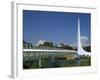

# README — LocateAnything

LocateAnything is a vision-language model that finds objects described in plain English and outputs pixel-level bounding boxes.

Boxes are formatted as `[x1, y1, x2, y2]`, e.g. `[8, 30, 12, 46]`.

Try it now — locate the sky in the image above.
[23, 10, 91, 46]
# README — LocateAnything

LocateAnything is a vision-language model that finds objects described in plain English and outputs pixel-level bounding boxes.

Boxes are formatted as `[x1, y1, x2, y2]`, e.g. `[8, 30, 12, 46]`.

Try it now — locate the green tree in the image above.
[23, 40, 33, 49]
[83, 46, 91, 52]
[59, 43, 73, 50]
[43, 41, 54, 47]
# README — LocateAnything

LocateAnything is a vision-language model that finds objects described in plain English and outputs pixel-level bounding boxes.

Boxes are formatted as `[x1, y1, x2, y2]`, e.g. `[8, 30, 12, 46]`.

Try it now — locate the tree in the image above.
[59, 43, 73, 50]
[38, 41, 54, 47]
[43, 41, 54, 47]
[60, 43, 65, 47]
[83, 46, 91, 52]
[61, 45, 73, 50]
[23, 40, 33, 49]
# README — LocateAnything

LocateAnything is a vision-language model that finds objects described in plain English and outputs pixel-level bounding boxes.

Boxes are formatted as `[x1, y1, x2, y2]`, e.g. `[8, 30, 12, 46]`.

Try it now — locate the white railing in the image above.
[23, 49, 76, 53]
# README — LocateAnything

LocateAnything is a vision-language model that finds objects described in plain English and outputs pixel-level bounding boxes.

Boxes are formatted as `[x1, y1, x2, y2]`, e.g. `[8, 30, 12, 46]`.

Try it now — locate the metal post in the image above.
[39, 58, 41, 68]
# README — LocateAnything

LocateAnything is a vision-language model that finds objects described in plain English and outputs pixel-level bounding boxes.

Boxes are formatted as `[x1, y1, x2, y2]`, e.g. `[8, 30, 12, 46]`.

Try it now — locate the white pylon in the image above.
[77, 18, 91, 56]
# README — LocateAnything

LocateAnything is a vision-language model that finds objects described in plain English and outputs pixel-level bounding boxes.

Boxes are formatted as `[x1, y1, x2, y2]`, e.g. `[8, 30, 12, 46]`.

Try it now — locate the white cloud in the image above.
[70, 42, 77, 49]
[80, 36, 89, 47]
[81, 36, 88, 42]
[36, 40, 46, 46]
[71, 36, 90, 47]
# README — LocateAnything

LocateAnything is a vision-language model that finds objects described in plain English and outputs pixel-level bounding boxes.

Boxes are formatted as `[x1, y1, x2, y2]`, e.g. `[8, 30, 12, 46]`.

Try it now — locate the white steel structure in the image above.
[77, 18, 91, 56]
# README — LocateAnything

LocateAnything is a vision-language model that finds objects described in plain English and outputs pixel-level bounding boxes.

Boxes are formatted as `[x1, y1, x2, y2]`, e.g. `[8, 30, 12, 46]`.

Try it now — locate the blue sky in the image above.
[23, 10, 91, 45]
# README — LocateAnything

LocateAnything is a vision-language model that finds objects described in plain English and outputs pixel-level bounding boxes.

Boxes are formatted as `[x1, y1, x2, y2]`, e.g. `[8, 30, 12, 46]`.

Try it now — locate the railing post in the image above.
[39, 58, 41, 68]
